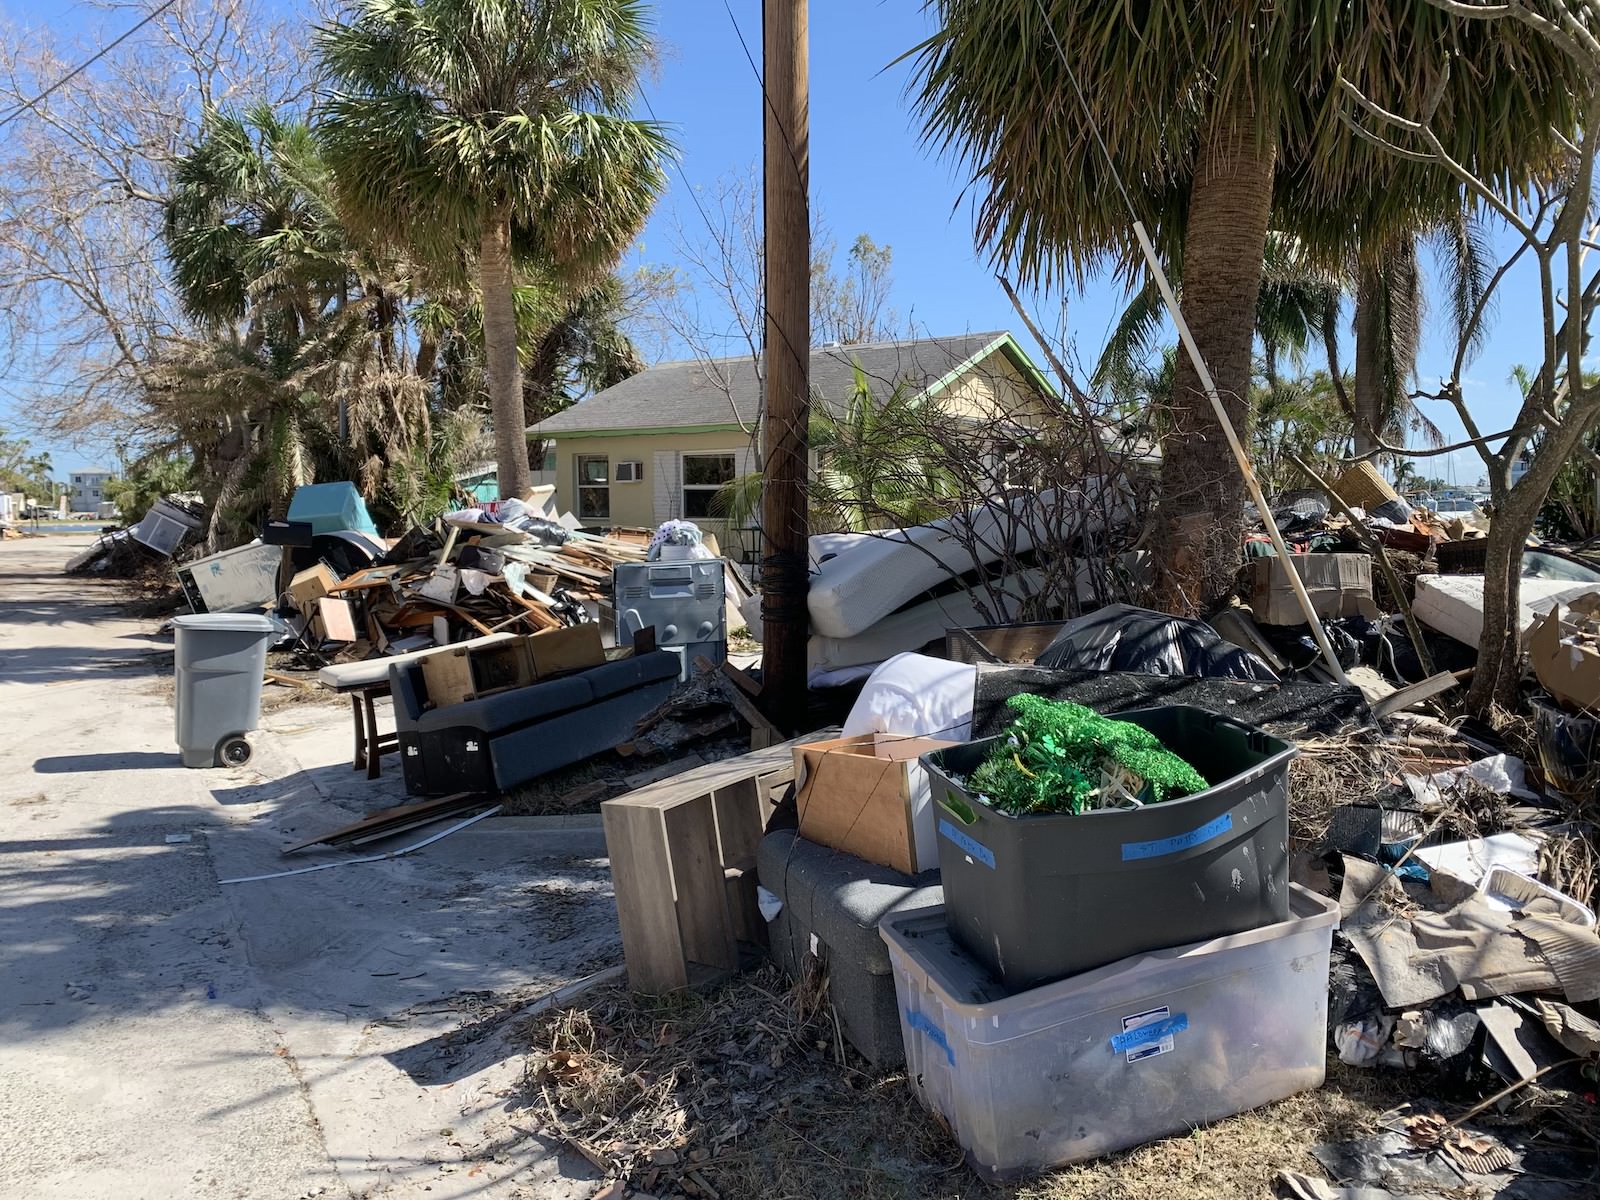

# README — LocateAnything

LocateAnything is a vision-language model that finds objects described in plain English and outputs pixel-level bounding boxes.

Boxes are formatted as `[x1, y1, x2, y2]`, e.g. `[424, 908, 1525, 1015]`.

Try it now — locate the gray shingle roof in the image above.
[529, 331, 1017, 435]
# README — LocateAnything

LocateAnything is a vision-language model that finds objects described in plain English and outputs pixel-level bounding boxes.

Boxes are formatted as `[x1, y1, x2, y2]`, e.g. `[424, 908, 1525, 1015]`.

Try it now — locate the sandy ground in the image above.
[0, 535, 617, 1200]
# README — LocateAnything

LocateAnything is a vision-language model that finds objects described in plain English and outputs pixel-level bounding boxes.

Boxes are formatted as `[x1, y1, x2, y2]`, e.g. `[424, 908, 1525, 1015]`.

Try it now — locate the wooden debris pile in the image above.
[283, 519, 653, 660]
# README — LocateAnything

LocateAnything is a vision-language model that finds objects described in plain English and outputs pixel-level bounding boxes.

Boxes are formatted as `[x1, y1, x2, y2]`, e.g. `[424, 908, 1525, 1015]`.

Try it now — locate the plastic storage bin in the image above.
[880, 885, 1337, 1180]
[173, 613, 277, 767]
[922, 705, 1295, 990]
[286, 481, 379, 537]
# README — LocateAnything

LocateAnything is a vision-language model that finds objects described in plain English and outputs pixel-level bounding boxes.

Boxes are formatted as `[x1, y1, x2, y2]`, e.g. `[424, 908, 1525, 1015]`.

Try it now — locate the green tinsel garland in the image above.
[967, 695, 1208, 815]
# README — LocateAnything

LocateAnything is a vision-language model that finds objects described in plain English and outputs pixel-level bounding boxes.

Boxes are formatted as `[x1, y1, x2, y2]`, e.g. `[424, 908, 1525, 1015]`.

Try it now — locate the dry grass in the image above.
[1540, 831, 1599, 911]
[1288, 733, 1400, 850]
[522, 968, 1413, 1200]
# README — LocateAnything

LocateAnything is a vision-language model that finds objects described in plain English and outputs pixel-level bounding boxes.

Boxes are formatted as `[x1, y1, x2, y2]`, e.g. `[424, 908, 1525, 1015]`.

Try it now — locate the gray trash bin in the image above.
[172, 613, 278, 768]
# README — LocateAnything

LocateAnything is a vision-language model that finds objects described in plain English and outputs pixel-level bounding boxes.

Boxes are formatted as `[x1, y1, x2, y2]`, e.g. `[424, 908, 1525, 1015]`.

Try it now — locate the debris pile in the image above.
[278, 517, 652, 661]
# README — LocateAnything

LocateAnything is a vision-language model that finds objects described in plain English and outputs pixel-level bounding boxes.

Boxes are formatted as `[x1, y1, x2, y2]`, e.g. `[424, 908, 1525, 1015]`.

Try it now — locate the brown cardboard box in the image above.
[1530, 593, 1600, 711]
[1247, 553, 1379, 626]
[793, 734, 957, 875]
[526, 623, 606, 678]
[289, 563, 338, 615]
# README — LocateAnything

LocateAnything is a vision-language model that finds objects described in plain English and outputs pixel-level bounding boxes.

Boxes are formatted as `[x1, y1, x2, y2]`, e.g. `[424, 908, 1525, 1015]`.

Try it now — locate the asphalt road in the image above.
[0, 536, 615, 1200]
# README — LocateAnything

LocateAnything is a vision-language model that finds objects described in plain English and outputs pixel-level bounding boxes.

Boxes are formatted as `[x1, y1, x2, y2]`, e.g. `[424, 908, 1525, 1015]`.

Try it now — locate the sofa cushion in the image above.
[415, 674, 595, 734]
[583, 650, 681, 702]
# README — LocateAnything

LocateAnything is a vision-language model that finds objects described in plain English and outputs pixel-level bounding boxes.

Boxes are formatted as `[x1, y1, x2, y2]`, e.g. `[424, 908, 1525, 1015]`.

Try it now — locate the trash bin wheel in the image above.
[219, 736, 252, 767]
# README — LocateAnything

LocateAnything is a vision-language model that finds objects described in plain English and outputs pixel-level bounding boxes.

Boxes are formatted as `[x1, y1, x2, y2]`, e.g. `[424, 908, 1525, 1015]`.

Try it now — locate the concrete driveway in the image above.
[0, 536, 616, 1200]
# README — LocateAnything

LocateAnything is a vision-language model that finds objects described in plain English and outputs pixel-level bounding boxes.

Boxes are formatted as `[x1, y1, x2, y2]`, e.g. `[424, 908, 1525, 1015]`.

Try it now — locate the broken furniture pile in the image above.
[555, 591, 1600, 1194]
[280, 518, 648, 660]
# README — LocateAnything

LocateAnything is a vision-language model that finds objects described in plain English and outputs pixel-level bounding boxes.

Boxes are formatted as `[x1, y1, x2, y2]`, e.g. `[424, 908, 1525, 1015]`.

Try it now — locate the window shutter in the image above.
[652, 450, 678, 525]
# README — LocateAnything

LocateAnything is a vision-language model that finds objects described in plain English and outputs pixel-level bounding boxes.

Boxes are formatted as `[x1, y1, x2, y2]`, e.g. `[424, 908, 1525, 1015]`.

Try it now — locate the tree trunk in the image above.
[1156, 96, 1277, 616]
[1465, 404, 1600, 717]
[481, 210, 532, 500]
[1466, 481, 1523, 718]
[1352, 262, 1383, 460]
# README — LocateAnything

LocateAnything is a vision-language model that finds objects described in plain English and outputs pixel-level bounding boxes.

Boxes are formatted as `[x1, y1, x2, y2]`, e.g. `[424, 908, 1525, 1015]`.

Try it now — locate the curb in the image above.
[481, 813, 605, 831]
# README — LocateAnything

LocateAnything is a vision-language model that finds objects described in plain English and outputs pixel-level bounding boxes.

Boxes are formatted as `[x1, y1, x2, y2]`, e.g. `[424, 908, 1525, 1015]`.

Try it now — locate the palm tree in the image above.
[316, 0, 673, 499]
[1098, 219, 1489, 464]
[163, 105, 437, 536]
[165, 104, 352, 336]
[909, 2, 1582, 614]
[1348, 218, 1494, 460]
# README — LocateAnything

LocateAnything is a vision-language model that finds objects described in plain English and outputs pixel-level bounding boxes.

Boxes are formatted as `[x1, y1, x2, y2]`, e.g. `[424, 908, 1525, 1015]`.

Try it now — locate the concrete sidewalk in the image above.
[0, 537, 615, 1199]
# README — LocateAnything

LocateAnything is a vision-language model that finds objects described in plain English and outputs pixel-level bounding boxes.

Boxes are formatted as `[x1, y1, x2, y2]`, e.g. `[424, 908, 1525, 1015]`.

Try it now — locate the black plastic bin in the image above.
[922, 705, 1296, 992]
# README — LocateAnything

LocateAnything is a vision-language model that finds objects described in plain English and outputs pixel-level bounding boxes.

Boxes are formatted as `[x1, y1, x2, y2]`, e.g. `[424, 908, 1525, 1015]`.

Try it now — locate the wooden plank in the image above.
[624, 753, 706, 790]
[282, 793, 480, 854]
[601, 801, 688, 992]
[612, 730, 836, 813]
[1372, 670, 1462, 720]
[318, 596, 359, 642]
[418, 645, 477, 708]
[720, 660, 763, 699]
[661, 793, 738, 974]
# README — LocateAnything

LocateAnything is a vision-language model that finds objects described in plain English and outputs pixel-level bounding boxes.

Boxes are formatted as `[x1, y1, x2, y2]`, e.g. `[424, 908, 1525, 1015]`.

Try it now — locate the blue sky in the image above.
[4, 0, 1547, 486]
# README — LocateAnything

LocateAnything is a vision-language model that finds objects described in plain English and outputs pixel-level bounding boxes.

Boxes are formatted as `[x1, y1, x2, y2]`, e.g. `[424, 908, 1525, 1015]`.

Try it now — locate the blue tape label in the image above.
[1111, 1007, 1189, 1061]
[906, 1009, 956, 1066]
[1121, 812, 1233, 861]
[938, 818, 995, 868]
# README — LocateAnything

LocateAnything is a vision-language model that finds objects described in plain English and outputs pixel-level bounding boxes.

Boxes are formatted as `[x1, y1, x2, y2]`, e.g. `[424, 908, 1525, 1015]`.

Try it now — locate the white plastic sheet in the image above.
[841, 652, 976, 742]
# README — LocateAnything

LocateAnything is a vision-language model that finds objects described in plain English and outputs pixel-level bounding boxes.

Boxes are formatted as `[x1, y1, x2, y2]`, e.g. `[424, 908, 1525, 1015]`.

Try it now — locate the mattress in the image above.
[805, 481, 1130, 640]
[1413, 573, 1596, 649]
[807, 570, 1049, 676]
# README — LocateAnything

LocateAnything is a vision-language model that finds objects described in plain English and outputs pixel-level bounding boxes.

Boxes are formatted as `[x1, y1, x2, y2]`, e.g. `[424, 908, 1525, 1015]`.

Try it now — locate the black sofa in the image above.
[390, 649, 680, 796]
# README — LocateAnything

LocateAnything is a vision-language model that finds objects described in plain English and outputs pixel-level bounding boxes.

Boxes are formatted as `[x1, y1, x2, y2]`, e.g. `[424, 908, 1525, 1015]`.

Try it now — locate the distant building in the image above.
[69, 467, 114, 512]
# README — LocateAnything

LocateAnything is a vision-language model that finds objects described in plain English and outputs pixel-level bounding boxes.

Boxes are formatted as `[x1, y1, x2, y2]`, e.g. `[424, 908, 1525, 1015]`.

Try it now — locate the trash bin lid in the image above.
[172, 613, 279, 633]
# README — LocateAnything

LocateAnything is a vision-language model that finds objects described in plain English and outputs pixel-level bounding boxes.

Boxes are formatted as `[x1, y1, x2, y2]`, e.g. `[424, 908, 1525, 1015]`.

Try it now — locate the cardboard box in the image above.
[1247, 553, 1378, 625]
[793, 734, 957, 875]
[288, 563, 338, 615]
[1530, 593, 1600, 711]
[527, 623, 606, 678]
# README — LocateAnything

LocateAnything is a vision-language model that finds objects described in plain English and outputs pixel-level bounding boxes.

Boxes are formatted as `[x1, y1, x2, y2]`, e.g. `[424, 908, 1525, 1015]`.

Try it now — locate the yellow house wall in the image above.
[935, 350, 1053, 423]
[545, 429, 757, 538]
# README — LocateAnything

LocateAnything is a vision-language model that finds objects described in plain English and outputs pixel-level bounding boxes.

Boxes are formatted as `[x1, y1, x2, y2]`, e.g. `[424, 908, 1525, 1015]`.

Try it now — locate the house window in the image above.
[540, 444, 557, 472]
[681, 453, 737, 518]
[615, 460, 643, 483]
[576, 454, 609, 520]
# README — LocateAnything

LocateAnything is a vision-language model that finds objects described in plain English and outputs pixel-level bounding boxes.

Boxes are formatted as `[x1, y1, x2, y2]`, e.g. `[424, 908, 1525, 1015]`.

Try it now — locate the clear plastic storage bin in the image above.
[879, 885, 1337, 1180]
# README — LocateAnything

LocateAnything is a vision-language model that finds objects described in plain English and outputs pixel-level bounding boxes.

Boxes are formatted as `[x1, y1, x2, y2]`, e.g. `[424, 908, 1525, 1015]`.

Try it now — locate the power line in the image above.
[0, 0, 179, 133]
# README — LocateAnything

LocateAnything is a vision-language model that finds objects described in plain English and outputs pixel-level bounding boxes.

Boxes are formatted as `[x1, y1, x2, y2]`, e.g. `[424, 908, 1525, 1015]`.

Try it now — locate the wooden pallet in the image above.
[601, 731, 837, 993]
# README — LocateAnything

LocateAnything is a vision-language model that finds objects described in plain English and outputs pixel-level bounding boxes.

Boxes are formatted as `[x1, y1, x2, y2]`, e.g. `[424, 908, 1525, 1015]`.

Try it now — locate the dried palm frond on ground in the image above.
[1540, 832, 1599, 911]
[1289, 734, 1400, 850]
[521, 965, 1414, 1200]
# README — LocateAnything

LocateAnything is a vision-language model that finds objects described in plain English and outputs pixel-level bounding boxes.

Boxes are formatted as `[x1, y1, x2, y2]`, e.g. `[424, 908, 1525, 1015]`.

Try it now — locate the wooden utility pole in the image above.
[759, 0, 810, 731]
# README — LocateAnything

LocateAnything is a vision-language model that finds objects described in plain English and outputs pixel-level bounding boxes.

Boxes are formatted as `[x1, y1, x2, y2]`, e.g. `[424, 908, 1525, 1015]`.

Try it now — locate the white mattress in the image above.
[807, 569, 1049, 676]
[805, 481, 1129, 640]
[1413, 573, 1596, 649]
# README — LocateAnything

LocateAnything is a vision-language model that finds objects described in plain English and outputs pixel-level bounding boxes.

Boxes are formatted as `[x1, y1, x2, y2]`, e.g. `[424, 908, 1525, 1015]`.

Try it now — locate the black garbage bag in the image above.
[505, 515, 570, 545]
[1033, 603, 1279, 681]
